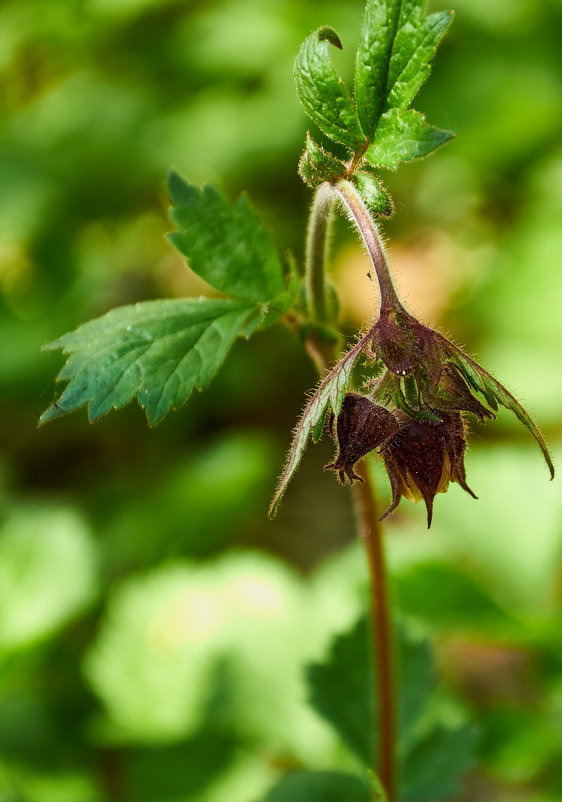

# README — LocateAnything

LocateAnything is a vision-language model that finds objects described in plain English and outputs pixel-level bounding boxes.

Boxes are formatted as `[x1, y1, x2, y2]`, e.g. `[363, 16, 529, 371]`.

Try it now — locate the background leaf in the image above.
[168, 171, 287, 303]
[0, 506, 98, 652]
[307, 615, 477, 800]
[400, 725, 477, 802]
[41, 298, 271, 426]
[307, 616, 435, 765]
[262, 770, 372, 802]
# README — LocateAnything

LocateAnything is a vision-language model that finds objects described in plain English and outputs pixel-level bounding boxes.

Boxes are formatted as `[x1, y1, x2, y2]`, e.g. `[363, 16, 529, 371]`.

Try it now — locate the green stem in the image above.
[334, 179, 401, 311]
[305, 182, 335, 322]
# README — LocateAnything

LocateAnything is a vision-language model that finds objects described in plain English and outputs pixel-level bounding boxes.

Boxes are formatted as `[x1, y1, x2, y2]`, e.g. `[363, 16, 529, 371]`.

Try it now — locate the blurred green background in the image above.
[1, 0, 561, 799]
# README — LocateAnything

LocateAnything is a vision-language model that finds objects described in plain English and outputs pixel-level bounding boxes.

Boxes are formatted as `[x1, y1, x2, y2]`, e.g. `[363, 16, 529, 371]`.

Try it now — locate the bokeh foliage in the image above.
[0, 0, 561, 799]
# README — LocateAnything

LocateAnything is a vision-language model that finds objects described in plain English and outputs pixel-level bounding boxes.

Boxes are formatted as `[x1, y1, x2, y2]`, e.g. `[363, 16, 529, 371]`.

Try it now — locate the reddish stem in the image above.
[354, 460, 396, 802]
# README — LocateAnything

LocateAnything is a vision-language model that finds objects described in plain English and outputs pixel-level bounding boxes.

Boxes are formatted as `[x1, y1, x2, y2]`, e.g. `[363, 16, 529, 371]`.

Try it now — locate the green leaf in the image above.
[126, 733, 236, 802]
[168, 171, 286, 303]
[262, 771, 372, 802]
[354, 0, 453, 139]
[354, 172, 394, 218]
[400, 725, 478, 802]
[40, 298, 271, 426]
[294, 27, 366, 151]
[394, 560, 517, 634]
[385, 10, 454, 114]
[307, 616, 435, 765]
[307, 616, 476, 800]
[268, 328, 375, 517]
[365, 109, 453, 170]
[307, 617, 375, 766]
[443, 338, 555, 479]
[298, 133, 347, 188]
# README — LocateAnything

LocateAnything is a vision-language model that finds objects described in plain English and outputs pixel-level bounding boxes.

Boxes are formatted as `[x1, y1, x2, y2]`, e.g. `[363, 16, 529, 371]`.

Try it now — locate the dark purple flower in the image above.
[326, 393, 399, 484]
[380, 412, 476, 528]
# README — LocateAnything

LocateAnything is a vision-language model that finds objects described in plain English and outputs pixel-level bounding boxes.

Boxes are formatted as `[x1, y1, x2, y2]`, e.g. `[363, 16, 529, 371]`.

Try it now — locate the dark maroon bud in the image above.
[371, 306, 429, 376]
[381, 412, 476, 528]
[326, 393, 400, 484]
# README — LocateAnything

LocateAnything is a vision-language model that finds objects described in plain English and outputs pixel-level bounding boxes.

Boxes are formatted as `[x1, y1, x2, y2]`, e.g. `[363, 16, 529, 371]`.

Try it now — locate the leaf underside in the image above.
[268, 328, 376, 518]
[442, 337, 555, 479]
[40, 298, 269, 426]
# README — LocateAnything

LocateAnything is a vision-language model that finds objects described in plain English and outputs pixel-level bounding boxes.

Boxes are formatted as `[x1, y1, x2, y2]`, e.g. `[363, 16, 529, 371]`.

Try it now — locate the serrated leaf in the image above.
[268, 328, 375, 517]
[443, 338, 555, 479]
[262, 771, 372, 802]
[295, 27, 366, 151]
[365, 109, 453, 170]
[400, 725, 478, 802]
[307, 616, 435, 766]
[40, 298, 270, 426]
[385, 10, 453, 114]
[298, 133, 347, 188]
[354, 172, 394, 218]
[168, 171, 285, 303]
[354, 0, 453, 139]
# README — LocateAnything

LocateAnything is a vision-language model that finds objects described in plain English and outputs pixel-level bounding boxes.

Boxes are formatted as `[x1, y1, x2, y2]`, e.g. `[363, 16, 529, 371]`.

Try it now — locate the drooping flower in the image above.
[325, 393, 399, 483]
[380, 412, 476, 527]
[367, 301, 553, 479]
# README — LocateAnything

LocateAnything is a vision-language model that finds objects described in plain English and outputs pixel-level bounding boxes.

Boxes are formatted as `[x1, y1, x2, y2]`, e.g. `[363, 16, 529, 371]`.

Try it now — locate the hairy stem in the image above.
[305, 182, 335, 322]
[334, 179, 401, 310]
[354, 460, 396, 802]
[304, 181, 397, 800]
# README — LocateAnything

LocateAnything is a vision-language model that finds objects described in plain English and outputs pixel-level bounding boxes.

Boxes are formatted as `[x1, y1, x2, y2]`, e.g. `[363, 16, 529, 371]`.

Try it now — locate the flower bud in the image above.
[326, 393, 400, 484]
[381, 412, 476, 527]
[371, 306, 429, 376]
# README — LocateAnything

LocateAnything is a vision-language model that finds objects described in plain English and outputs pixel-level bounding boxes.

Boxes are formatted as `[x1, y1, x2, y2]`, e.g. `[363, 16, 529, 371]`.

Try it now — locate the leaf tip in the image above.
[317, 25, 343, 50]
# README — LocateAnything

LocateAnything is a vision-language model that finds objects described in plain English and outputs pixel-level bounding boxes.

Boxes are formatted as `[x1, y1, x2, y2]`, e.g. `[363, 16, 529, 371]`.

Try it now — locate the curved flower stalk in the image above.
[270, 179, 554, 524]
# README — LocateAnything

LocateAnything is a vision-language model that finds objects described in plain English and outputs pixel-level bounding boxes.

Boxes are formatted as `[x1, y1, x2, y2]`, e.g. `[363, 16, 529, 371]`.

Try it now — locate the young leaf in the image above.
[298, 133, 347, 188]
[294, 27, 366, 151]
[40, 298, 272, 426]
[385, 10, 454, 114]
[168, 171, 286, 303]
[268, 328, 375, 518]
[354, 0, 453, 139]
[354, 172, 394, 218]
[262, 771, 372, 802]
[365, 109, 454, 170]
